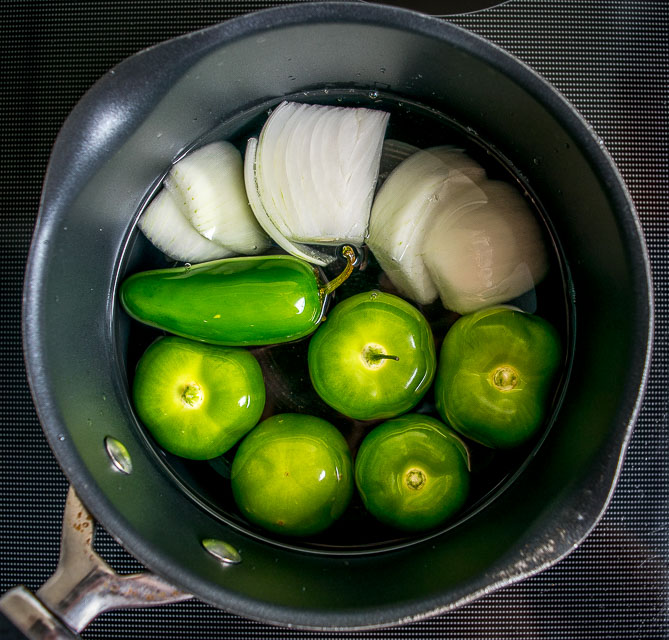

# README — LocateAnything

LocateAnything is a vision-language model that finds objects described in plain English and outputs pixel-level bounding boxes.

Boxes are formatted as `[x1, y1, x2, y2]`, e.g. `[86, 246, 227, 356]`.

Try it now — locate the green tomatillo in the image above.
[307, 290, 436, 421]
[132, 336, 265, 460]
[354, 414, 470, 532]
[435, 306, 562, 449]
[231, 413, 353, 537]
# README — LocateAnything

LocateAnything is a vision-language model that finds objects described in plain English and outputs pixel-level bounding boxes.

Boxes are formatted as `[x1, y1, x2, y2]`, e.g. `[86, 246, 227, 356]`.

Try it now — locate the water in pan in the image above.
[121, 88, 572, 555]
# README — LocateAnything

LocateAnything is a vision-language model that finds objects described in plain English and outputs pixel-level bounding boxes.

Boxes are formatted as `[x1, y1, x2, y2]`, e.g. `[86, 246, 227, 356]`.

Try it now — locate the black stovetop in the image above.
[1, 1, 667, 638]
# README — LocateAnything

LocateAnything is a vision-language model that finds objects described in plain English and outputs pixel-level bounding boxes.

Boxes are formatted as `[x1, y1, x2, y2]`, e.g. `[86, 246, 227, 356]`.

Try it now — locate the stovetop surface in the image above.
[1, 1, 667, 638]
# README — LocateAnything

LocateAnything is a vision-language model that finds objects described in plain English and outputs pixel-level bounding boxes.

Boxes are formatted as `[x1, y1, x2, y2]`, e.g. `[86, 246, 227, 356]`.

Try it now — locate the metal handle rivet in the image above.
[104, 437, 133, 474]
[202, 538, 242, 565]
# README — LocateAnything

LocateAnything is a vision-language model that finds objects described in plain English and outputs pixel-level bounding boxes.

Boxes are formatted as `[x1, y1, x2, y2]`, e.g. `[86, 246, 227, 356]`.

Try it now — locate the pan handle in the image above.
[0, 486, 193, 639]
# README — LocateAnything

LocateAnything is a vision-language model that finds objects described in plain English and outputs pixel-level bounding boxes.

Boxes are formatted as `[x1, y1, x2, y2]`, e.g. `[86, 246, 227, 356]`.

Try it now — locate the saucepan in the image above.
[4, 1, 653, 636]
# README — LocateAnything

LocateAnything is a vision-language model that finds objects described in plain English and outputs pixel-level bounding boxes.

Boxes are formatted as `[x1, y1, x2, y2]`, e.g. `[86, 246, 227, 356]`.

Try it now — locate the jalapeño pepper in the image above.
[120, 249, 355, 347]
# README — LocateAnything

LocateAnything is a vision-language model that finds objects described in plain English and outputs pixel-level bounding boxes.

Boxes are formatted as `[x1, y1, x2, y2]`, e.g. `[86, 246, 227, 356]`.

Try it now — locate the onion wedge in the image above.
[367, 147, 488, 304]
[423, 180, 548, 314]
[377, 139, 420, 188]
[245, 101, 389, 263]
[166, 141, 270, 255]
[244, 137, 334, 266]
[137, 189, 235, 263]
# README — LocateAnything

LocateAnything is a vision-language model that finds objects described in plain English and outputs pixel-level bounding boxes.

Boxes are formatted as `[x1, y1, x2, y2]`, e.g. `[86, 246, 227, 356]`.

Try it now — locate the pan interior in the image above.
[116, 88, 573, 556]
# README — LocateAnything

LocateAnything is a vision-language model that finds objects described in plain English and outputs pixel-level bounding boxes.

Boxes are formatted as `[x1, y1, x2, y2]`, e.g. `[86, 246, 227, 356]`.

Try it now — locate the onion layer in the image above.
[137, 189, 234, 263]
[245, 101, 389, 264]
[367, 147, 488, 305]
[423, 180, 548, 314]
[166, 141, 270, 255]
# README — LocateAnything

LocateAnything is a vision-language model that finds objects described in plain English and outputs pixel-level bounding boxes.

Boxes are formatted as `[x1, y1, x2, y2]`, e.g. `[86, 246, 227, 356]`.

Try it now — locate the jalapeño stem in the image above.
[319, 245, 357, 296]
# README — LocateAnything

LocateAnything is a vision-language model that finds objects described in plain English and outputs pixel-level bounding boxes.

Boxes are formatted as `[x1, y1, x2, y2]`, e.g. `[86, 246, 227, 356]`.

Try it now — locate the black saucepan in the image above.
[19, 1, 652, 631]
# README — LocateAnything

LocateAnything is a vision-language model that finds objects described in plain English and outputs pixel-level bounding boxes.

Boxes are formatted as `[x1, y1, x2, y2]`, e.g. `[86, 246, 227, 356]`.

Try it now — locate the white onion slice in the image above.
[137, 189, 235, 263]
[246, 101, 389, 259]
[377, 139, 420, 187]
[423, 180, 549, 314]
[243, 137, 334, 266]
[367, 147, 488, 304]
[166, 141, 270, 255]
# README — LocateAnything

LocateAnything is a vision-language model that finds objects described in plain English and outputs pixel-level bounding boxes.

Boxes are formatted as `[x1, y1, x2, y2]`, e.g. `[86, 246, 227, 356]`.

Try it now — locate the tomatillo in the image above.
[132, 336, 265, 460]
[231, 413, 353, 537]
[354, 414, 470, 532]
[307, 290, 436, 421]
[435, 307, 562, 449]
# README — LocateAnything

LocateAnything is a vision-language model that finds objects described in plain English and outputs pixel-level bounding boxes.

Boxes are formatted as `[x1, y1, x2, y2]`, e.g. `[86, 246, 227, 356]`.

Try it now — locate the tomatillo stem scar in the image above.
[181, 382, 204, 408]
[491, 365, 519, 391]
[405, 468, 426, 491]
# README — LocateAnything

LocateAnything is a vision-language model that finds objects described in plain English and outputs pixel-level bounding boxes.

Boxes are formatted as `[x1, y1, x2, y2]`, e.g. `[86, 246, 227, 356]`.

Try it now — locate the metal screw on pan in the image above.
[104, 436, 133, 475]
